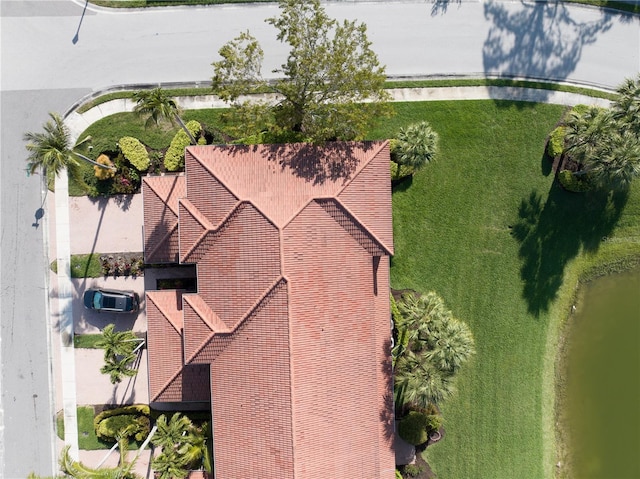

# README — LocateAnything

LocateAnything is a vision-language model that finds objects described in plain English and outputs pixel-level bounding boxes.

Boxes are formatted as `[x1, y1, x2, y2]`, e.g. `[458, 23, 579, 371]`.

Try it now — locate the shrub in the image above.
[93, 404, 150, 432]
[426, 414, 443, 435]
[390, 161, 415, 180]
[118, 137, 150, 171]
[558, 169, 592, 193]
[398, 410, 429, 445]
[403, 464, 424, 477]
[94, 154, 115, 180]
[546, 126, 566, 158]
[164, 121, 202, 171]
[96, 414, 150, 442]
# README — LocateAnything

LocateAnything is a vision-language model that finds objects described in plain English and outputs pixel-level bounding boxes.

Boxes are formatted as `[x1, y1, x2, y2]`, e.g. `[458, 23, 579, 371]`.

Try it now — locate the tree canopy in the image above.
[211, 0, 391, 143]
[562, 75, 640, 190]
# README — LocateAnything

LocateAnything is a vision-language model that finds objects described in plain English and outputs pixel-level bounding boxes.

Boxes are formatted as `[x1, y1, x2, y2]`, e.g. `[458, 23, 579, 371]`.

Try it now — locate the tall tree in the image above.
[212, 0, 391, 143]
[24, 112, 114, 178]
[133, 88, 197, 145]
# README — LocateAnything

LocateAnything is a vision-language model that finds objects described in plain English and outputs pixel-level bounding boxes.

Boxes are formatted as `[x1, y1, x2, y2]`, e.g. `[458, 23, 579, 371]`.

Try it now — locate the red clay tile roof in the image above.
[145, 141, 395, 478]
[142, 175, 186, 264]
[146, 290, 210, 403]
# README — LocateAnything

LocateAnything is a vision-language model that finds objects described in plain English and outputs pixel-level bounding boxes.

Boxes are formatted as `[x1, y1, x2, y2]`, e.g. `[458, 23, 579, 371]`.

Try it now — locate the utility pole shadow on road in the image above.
[72, 0, 90, 45]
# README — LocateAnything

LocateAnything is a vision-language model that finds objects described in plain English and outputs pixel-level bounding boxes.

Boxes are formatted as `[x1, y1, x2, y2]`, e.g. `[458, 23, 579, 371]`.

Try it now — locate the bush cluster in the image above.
[100, 254, 144, 277]
[93, 404, 151, 443]
[390, 161, 415, 181]
[403, 464, 425, 478]
[164, 120, 202, 171]
[118, 136, 150, 171]
[398, 410, 430, 445]
[558, 169, 592, 192]
[546, 126, 566, 158]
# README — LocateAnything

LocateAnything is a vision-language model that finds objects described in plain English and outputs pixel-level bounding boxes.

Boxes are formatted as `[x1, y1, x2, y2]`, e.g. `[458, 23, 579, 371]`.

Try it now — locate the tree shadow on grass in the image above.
[512, 182, 628, 317]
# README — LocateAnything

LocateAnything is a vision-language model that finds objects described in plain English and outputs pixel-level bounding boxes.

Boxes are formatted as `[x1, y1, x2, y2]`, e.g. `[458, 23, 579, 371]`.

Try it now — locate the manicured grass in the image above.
[56, 406, 114, 450]
[74, 334, 103, 349]
[50, 253, 102, 278]
[369, 101, 640, 479]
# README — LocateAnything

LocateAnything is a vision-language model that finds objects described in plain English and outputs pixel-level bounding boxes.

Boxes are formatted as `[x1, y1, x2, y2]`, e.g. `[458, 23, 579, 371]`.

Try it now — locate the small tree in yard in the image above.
[24, 112, 115, 178]
[96, 324, 143, 384]
[212, 0, 391, 143]
[391, 121, 439, 179]
[558, 75, 640, 191]
[151, 413, 212, 479]
[133, 88, 197, 145]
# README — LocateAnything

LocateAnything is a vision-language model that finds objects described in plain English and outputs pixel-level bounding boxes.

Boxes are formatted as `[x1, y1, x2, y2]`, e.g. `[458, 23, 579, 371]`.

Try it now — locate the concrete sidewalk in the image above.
[65, 86, 613, 140]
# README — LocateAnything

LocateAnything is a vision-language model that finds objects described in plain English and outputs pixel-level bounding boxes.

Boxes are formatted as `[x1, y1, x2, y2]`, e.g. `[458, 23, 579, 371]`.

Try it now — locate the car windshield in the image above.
[93, 291, 103, 310]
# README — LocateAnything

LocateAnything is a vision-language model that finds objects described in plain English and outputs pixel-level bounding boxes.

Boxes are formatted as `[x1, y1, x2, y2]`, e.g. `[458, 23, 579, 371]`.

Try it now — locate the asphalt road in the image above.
[0, 1, 638, 477]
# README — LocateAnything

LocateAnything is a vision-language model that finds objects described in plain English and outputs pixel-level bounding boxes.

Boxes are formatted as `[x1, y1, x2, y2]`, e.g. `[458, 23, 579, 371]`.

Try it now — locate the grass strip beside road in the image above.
[50, 253, 102, 278]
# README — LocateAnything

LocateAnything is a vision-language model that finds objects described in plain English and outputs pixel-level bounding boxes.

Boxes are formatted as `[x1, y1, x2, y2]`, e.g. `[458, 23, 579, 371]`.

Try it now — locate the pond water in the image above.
[564, 267, 640, 479]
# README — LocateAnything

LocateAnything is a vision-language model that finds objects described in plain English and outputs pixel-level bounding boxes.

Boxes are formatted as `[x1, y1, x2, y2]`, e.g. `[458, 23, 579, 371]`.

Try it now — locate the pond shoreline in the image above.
[553, 260, 640, 479]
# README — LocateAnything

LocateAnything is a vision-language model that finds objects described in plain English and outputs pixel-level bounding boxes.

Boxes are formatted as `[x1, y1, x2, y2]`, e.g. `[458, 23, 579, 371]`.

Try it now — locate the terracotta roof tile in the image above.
[142, 175, 186, 263]
[145, 141, 395, 478]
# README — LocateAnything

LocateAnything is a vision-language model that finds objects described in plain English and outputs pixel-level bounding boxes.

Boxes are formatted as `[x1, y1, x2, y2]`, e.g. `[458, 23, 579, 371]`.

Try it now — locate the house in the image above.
[142, 141, 395, 479]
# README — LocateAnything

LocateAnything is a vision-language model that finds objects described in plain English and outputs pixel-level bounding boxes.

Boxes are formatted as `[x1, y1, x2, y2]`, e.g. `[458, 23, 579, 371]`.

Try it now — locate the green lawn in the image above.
[370, 101, 640, 478]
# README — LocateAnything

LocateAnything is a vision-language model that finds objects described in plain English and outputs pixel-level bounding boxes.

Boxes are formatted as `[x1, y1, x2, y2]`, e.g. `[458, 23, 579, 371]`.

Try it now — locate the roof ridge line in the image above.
[184, 276, 286, 365]
[336, 140, 389, 196]
[183, 294, 230, 334]
[320, 197, 393, 256]
[143, 174, 184, 216]
[146, 291, 182, 334]
[188, 146, 241, 204]
[180, 200, 244, 263]
[150, 365, 184, 403]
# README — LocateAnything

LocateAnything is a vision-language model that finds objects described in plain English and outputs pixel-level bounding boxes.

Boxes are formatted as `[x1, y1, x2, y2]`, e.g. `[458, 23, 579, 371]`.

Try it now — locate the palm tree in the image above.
[59, 445, 140, 479]
[100, 352, 138, 384]
[563, 105, 613, 167]
[588, 129, 640, 190]
[95, 324, 140, 359]
[391, 121, 439, 178]
[179, 422, 212, 473]
[425, 316, 476, 375]
[132, 88, 197, 145]
[395, 352, 455, 409]
[397, 291, 448, 353]
[24, 112, 115, 177]
[151, 413, 194, 451]
[95, 324, 142, 384]
[151, 450, 188, 479]
[612, 74, 640, 134]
